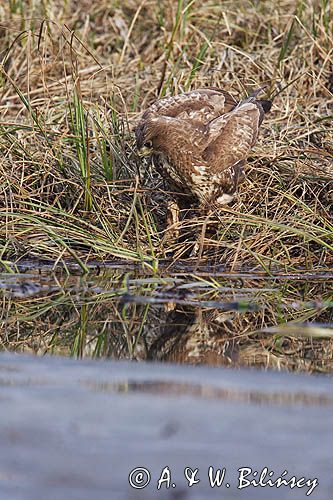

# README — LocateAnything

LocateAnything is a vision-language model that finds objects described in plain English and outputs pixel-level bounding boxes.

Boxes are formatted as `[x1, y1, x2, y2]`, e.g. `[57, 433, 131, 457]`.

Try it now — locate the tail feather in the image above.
[247, 87, 272, 116]
[248, 85, 268, 98]
[258, 99, 272, 113]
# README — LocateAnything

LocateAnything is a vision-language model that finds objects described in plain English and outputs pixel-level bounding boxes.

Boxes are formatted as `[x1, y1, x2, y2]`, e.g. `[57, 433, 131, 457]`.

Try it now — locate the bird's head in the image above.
[135, 120, 154, 157]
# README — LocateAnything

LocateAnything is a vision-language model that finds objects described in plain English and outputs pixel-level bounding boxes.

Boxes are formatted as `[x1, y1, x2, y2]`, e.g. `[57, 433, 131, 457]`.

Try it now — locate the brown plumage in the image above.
[135, 87, 272, 209]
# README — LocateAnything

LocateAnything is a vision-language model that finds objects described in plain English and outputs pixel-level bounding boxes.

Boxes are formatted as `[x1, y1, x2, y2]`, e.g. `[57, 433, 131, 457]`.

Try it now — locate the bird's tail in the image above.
[258, 99, 272, 113]
[248, 86, 268, 98]
[247, 86, 272, 114]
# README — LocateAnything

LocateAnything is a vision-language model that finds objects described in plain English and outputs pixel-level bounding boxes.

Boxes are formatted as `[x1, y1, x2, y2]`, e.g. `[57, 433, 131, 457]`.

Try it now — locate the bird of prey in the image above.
[135, 87, 272, 211]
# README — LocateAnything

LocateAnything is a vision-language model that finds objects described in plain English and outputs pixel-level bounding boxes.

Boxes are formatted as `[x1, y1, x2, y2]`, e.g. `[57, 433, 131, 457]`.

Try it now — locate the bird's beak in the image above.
[137, 145, 153, 157]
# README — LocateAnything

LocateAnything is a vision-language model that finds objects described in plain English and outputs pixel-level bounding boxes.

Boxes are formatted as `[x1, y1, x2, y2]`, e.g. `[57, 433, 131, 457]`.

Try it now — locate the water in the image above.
[1, 263, 332, 373]
[0, 264, 332, 499]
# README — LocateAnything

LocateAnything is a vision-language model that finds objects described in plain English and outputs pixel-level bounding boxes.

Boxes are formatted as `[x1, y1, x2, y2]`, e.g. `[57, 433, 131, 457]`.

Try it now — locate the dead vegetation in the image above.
[0, 0, 332, 271]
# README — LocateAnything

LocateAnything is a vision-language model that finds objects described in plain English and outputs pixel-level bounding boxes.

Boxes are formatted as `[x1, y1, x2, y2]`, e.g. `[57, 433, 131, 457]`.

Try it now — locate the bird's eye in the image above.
[145, 140, 152, 148]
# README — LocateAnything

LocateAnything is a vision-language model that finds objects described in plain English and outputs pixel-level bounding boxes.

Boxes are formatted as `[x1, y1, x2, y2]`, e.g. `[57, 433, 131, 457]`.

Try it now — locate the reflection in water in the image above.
[85, 380, 333, 407]
[0, 268, 332, 373]
[147, 306, 239, 365]
[146, 304, 333, 372]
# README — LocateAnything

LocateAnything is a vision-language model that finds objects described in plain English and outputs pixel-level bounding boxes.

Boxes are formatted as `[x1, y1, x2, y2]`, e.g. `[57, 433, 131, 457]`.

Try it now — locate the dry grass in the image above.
[0, 0, 332, 271]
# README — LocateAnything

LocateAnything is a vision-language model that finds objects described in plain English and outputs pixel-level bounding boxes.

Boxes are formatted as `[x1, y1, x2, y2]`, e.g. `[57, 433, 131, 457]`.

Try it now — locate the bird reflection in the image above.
[147, 305, 240, 366]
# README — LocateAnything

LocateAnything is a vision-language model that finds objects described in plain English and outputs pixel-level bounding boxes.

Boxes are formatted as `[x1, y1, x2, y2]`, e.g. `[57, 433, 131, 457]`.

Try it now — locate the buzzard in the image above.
[135, 87, 272, 210]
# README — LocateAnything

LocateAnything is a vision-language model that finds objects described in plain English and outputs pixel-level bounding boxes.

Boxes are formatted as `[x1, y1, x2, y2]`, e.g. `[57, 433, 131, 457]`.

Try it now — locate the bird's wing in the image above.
[145, 114, 206, 183]
[148, 114, 206, 153]
[202, 102, 261, 171]
[144, 89, 237, 125]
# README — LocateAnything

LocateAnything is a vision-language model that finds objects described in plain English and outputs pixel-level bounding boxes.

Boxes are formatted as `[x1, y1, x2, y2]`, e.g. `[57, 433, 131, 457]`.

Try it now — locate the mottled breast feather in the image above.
[135, 87, 271, 207]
